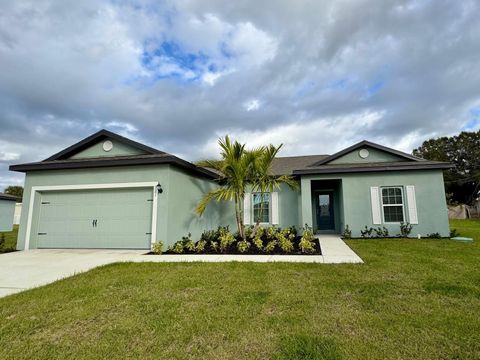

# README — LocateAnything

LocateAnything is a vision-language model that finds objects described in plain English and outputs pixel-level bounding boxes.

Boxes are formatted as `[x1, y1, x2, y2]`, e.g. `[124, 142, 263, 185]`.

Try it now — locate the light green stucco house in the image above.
[10, 129, 451, 250]
[0, 192, 17, 232]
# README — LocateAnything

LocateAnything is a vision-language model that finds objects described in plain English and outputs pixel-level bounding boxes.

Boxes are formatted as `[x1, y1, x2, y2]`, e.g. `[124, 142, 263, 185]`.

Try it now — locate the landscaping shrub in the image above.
[0, 233, 5, 248]
[219, 227, 235, 253]
[374, 226, 389, 238]
[237, 240, 251, 253]
[162, 224, 319, 255]
[426, 232, 442, 239]
[195, 240, 207, 253]
[299, 225, 316, 254]
[400, 222, 413, 237]
[360, 226, 374, 238]
[342, 225, 352, 239]
[151, 242, 163, 254]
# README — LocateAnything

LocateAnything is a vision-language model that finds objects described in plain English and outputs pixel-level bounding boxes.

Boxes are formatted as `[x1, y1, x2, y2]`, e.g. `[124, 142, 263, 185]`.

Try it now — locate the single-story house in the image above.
[0, 193, 18, 232]
[10, 129, 452, 250]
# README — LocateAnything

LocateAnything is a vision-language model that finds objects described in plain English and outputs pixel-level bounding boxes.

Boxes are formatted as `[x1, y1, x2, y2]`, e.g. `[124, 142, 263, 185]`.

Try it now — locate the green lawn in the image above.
[0, 225, 18, 253]
[0, 221, 479, 359]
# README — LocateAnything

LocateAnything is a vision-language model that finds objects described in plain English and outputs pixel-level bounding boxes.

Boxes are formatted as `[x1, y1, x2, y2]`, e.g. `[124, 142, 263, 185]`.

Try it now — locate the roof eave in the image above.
[293, 163, 453, 175]
[9, 157, 218, 180]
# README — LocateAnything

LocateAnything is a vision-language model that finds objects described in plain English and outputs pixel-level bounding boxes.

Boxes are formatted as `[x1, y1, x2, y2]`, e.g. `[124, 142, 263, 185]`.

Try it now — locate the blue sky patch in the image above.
[141, 40, 214, 82]
[463, 108, 480, 130]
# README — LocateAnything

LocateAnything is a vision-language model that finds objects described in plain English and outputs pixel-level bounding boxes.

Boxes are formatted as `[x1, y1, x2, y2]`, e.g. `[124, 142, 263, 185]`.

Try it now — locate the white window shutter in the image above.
[243, 193, 251, 225]
[370, 187, 382, 225]
[271, 192, 279, 225]
[406, 185, 418, 224]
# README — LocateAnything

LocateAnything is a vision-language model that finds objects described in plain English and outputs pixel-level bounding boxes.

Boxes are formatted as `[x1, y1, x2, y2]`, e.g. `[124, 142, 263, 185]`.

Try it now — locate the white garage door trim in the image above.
[25, 182, 159, 250]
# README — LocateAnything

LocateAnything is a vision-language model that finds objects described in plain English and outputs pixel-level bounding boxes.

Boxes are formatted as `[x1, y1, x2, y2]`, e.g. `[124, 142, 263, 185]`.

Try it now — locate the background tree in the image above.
[413, 130, 480, 204]
[3, 185, 23, 200]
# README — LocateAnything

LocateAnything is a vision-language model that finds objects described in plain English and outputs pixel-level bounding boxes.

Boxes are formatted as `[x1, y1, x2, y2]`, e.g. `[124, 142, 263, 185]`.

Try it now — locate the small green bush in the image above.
[237, 240, 251, 253]
[196, 240, 206, 253]
[342, 225, 352, 239]
[374, 226, 389, 238]
[277, 230, 294, 253]
[219, 227, 235, 253]
[426, 232, 442, 239]
[360, 226, 374, 238]
[151, 242, 163, 254]
[264, 240, 277, 253]
[400, 222, 413, 237]
[299, 225, 316, 254]
[253, 237, 264, 252]
[0, 233, 5, 248]
[172, 242, 184, 254]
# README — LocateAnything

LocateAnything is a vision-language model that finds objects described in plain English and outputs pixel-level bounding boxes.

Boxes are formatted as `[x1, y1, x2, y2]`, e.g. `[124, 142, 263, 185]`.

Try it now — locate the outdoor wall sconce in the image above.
[157, 184, 163, 194]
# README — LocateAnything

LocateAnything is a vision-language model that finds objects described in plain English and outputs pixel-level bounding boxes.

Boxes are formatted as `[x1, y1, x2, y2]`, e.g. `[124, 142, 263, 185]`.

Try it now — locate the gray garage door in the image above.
[36, 187, 153, 249]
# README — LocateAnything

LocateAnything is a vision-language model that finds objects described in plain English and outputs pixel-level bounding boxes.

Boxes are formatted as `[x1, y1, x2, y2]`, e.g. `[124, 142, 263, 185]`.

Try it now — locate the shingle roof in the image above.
[270, 155, 329, 175]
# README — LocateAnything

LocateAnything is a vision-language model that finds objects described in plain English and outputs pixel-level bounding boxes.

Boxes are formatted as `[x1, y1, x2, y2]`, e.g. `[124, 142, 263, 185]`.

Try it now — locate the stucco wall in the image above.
[329, 146, 407, 164]
[166, 166, 236, 244]
[70, 138, 146, 159]
[0, 200, 16, 232]
[301, 170, 450, 237]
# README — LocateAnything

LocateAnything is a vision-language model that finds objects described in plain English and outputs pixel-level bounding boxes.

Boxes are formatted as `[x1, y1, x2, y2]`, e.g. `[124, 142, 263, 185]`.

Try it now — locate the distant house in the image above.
[10, 130, 452, 250]
[0, 193, 18, 232]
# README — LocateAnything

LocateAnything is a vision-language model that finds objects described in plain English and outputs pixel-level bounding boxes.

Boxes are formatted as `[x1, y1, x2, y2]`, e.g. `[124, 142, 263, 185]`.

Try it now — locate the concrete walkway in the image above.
[0, 238, 362, 298]
[316, 235, 364, 264]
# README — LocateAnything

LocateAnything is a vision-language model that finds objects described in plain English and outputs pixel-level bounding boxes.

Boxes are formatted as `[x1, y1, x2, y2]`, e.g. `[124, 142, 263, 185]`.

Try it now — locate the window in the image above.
[381, 187, 404, 223]
[252, 193, 270, 223]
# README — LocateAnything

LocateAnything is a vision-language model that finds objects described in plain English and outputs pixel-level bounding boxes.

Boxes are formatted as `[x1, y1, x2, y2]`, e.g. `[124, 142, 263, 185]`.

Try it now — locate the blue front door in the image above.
[315, 191, 335, 231]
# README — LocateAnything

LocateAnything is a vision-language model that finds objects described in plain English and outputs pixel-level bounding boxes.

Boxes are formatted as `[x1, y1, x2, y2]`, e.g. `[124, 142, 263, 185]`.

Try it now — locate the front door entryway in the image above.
[315, 191, 335, 231]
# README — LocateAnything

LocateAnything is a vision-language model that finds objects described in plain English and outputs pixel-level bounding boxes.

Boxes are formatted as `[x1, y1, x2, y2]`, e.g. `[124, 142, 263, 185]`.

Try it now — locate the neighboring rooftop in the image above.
[0, 192, 19, 202]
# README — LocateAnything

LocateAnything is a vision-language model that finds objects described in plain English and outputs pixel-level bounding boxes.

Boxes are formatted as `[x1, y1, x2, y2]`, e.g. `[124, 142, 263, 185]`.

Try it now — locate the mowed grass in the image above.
[0, 221, 479, 359]
[0, 225, 18, 253]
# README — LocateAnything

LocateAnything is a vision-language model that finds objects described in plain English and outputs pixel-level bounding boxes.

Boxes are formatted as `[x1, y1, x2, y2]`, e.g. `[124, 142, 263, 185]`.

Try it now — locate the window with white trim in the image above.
[381, 187, 405, 223]
[252, 193, 270, 223]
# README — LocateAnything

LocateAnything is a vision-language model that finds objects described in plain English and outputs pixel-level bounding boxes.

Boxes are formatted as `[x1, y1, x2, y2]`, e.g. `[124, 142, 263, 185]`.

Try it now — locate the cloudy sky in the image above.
[1, 0, 479, 190]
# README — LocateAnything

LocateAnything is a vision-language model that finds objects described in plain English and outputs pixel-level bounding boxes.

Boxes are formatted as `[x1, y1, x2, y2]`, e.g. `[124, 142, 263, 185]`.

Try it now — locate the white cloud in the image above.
[0, 152, 20, 161]
[243, 99, 261, 111]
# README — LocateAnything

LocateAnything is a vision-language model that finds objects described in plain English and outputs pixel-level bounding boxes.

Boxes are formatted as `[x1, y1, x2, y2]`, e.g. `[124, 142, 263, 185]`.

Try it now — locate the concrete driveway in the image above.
[0, 238, 361, 298]
[0, 249, 146, 298]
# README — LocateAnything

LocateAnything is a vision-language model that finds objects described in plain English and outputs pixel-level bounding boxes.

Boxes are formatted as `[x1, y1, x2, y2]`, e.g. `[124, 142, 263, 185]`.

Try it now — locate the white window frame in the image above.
[251, 192, 271, 225]
[380, 186, 406, 224]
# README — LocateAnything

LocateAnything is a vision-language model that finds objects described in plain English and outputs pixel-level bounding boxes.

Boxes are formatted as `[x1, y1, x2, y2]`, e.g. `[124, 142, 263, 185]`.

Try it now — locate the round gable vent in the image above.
[103, 140, 113, 152]
[359, 148, 369, 159]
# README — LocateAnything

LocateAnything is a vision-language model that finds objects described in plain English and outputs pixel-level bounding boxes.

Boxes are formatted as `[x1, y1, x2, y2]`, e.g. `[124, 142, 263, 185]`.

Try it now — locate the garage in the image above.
[36, 187, 153, 249]
[9, 129, 221, 251]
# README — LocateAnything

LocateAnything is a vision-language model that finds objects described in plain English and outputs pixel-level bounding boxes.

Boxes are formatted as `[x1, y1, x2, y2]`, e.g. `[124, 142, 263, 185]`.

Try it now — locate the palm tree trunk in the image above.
[235, 197, 245, 240]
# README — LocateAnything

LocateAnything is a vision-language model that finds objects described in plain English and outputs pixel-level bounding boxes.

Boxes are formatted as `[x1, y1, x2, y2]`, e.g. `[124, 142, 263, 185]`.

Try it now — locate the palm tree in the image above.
[195, 136, 258, 239]
[195, 137, 299, 239]
[252, 144, 299, 226]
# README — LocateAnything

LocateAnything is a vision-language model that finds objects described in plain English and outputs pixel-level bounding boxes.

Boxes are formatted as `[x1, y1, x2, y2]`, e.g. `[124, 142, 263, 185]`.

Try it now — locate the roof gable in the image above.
[44, 129, 163, 161]
[310, 140, 422, 166]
